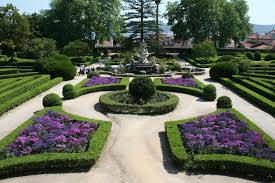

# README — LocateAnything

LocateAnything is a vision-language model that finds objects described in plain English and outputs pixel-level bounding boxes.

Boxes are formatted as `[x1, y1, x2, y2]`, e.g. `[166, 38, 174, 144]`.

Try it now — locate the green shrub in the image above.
[217, 96, 232, 109]
[24, 38, 57, 59]
[0, 72, 39, 79]
[62, 84, 76, 100]
[238, 59, 252, 73]
[87, 71, 99, 78]
[71, 57, 86, 64]
[217, 55, 235, 62]
[182, 72, 194, 78]
[63, 40, 89, 57]
[246, 52, 254, 60]
[173, 63, 182, 72]
[37, 55, 76, 81]
[203, 84, 216, 101]
[43, 93, 62, 107]
[210, 62, 239, 80]
[254, 51, 262, 61]
[0, 68, 18, 75]
[129, 77, 156, 103]
[192, 42, 217, 58]
[264, 53, 275, 61]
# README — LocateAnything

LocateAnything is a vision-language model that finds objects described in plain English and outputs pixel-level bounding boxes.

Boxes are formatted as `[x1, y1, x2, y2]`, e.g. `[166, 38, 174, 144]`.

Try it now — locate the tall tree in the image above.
[0, 4, 30, 51]
[123, 0, 156, 42]
[166, 0, 251, 48]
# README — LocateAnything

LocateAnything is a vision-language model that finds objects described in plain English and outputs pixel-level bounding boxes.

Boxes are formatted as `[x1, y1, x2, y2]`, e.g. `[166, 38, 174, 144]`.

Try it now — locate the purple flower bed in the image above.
[179, 112, 275, 161]
[83, 76, 121, 87]
[2, 111, 98, 158]
[162, 77, 198, 88]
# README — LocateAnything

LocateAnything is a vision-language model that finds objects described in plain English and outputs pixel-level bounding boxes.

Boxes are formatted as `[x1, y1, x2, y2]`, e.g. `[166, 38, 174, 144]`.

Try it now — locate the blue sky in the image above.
[0, 0, 275, 25]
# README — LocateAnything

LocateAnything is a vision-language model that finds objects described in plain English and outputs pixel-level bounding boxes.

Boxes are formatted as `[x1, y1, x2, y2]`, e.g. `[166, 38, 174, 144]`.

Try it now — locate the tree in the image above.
[26, 13, 44, 38]
[63, 40, 89, 57]
[27, 38, 57, 59]
[123, 0, 156, 41]
[166, 0, 251, 48]
[0, 4, 30, 51]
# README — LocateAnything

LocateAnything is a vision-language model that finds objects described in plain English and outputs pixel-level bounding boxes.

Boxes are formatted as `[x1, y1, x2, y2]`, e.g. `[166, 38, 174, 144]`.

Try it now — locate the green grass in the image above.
[165, 108, 275, 181]
[0, 106, 111, 179]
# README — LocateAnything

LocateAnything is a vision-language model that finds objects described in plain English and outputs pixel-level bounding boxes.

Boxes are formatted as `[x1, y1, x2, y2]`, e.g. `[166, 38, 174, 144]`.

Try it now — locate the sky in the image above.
[0, 0, 275, 25]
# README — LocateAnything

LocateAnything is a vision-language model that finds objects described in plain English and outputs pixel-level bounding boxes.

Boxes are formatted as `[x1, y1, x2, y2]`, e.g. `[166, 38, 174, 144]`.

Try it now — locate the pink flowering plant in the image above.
[83, 76, 121, 87]
[1, 111, 98, 158]
[179, 112, 275, 161]
[162, 77, 198, 88]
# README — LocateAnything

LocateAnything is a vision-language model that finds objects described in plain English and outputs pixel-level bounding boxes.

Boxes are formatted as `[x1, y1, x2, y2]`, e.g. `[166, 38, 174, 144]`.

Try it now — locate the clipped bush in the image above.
[217, 96, 232, 109]
[203, 84, 216, 101]
[254, 51, 261, 61]
[42, 93, 62, 107]
[264, 53, 275, 61]
[62, 84, 76, 100]
[217, 55, 235, 62]
[63, 40, 89, 57]
[238, 59, 251, 73]
[37, 55, 76, 81]
[210, 62, 239, 80]
[246, 52, 254, 60]
[192, 42, 217, 58]
[129, 77, 156, 103]
[182, 72, 194, 78]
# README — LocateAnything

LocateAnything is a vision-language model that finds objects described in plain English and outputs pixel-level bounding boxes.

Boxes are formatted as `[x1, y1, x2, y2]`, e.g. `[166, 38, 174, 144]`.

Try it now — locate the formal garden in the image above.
[0, 0, 275, 182]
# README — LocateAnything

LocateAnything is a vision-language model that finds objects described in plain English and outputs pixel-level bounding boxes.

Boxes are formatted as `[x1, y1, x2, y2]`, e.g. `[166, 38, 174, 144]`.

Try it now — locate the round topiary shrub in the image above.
[62, 84, 76, 100]
[43, 93, 62, 107]
[217, 55, 235, 62]
[217, 96, 232, 109]
[192, 42, 217, 58]
[246, 52, 254, 60]
[203, 84, 216, 101]
[129, 76, 156, 103]
[210, 62, 239, 80]
[254, 51, 261, 61]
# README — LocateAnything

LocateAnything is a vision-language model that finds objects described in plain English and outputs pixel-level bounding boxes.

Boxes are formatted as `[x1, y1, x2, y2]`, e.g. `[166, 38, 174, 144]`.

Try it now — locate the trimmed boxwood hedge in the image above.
[0, 72, 39, 79]
[99, 90, 179, 115]
[0, 76, 35, 94]
[0, 107, 111, 179]
[0, 77, 63, 116]
[0, 69, 18, 75]
[219, 78, 275, 117]
[242, 73, 275, 80]
[154, 78, 205, 98]
[165, 109, 275, 181]
[74, 77, 129, 97]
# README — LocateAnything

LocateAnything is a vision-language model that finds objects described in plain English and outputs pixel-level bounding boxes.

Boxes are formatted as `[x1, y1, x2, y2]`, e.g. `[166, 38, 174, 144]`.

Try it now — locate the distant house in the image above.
[241, 30, 275, 49]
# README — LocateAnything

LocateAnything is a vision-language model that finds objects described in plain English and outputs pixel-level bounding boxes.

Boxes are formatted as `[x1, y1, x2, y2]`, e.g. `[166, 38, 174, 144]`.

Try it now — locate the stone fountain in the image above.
[128, 40, 157, 74]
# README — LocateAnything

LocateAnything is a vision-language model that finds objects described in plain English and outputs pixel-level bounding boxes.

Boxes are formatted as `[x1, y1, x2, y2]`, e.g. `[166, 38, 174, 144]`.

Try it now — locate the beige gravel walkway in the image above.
[1, 91, 254, 183]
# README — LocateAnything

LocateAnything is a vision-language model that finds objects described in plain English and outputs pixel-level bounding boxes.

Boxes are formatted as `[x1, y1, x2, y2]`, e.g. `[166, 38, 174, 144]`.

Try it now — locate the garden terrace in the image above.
[0, 75, 63, 116]
[0, 107, 111, 179]
[165, 109, 275, 181]
[73, 76, 129, 98]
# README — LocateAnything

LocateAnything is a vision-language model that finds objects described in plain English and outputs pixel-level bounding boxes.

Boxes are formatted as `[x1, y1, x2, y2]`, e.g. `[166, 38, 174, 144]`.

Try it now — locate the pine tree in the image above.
[123, 0, 155, 42]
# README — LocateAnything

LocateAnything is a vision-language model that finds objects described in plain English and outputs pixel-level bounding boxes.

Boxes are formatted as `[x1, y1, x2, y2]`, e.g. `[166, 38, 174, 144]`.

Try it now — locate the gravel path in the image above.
[2, 91, 253, 183]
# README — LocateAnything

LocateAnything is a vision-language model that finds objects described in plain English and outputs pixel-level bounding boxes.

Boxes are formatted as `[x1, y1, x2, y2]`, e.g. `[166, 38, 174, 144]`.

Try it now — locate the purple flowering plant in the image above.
[178, 112, 275, 161]
[2, 111, 98, 158]
[83, 76, 121, 87]
[162, 77, 198, 88]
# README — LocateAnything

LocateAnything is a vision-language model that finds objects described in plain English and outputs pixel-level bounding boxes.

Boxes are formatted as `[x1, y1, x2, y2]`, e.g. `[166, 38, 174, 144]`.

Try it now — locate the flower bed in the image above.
[179, 112, 274, 161]
[165, 109, 275, 180]
[1, 111, 98, 159]
[83, 76, 121, 87]
[162, 77, 198, 88]
[0, 107, 111, 179]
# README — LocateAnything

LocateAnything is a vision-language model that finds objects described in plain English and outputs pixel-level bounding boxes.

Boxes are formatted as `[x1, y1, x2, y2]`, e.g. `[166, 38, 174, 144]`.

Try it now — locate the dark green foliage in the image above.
[36, 55, 76, 81]
[182, 72, 194, 78]
[165, 109, 275, 181]
[203, 84, 217, 101]
[0, 72, 38, 79]
[246, 52, 254, 60]
[87, 71, 99, 78]
[0, 107, 111, 179]
[264, 53, 275, 61]
[210, 62, 239, 80]
[42, 93, 62, 107]
[217, 96, 232, 109]
[62, 84, 76, 100]
[0, 69, 18, 75]
[129, 77, 156, 103]
[254, 51, 262, 61]
[238, 59, 251, 73]
[217, 55, 235, 62]
[192, 42, 217, 58]
[64, 40, 89, 57]
[99, 91, 179, 115]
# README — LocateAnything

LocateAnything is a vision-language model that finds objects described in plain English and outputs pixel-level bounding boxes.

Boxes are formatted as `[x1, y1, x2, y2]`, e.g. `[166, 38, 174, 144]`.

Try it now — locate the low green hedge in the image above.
[99, 90, 179, 115]
[220, 78, 275, 117]
[0, 78, 21, 88]
[0, 75, 51, 104]
[74, 77, 129, 97]
[154, 78, 204, 98]
[232, 76, 275, 102]
[0, 72, 39, 79]
[242, 73, 275, 80]
[165, 109, 275, 180]
[0, 77, 63, 116]
[247, 77, 274, 91]
[0, 69, 18, 75]
[0, 107, 111, 179]
[185, 58, 213, 68]
[0, 76, 35, 94]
